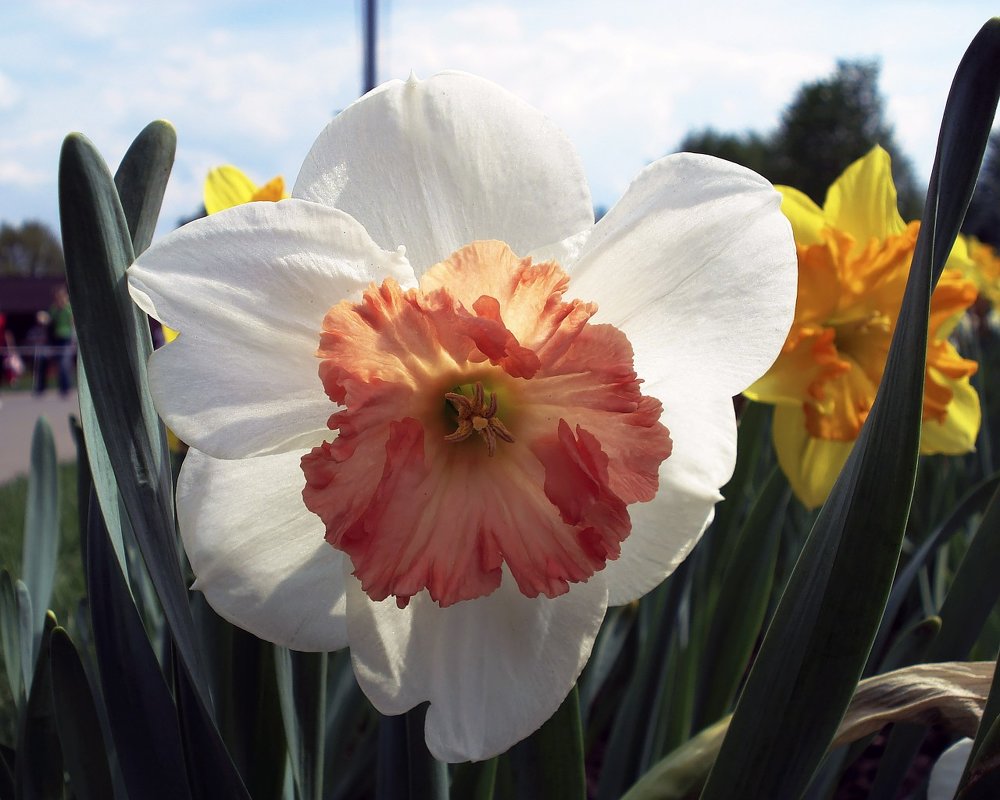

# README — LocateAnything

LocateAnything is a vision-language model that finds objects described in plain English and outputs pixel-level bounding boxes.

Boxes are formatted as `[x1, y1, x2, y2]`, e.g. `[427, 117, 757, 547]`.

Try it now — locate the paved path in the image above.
[0, 390, 80, 484]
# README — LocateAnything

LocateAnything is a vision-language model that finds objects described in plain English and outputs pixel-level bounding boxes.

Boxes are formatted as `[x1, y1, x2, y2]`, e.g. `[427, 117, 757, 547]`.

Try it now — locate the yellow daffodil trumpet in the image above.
[746, 146, 981, 508]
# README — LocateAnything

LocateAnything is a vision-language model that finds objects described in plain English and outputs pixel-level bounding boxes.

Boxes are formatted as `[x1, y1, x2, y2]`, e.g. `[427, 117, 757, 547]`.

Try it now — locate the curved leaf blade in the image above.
[113, 119, 175, 257]
[49, 627, 114, 800]
[84, 491, 192, 800]
[0, 572, 24, 708]
[14, 613, 60, 800]
[700, 18, 1000, 799]
[22, 417, 59, 654]
[506, 686, 586, 800]
[277, 648, 328, 800]
[695, 466, 789, 726]
[58, 130, 211, 704]
[869, 473, 1000, 673]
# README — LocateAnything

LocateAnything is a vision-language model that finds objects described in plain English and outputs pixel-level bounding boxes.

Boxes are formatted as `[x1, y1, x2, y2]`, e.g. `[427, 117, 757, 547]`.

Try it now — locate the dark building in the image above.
[0, 276, 68, 342]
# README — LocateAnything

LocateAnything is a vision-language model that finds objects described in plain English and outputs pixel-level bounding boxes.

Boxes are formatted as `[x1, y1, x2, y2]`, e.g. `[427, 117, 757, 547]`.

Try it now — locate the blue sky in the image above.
[0, 1, 996, 238]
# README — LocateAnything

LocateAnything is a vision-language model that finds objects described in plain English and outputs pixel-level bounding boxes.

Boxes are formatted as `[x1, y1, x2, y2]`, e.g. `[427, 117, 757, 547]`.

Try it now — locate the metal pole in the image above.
[363, 0, 377, 94]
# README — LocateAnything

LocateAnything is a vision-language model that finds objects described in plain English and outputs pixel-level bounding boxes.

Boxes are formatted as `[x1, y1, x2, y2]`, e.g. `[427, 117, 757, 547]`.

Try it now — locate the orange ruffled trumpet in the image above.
[746, 146, 980, 508]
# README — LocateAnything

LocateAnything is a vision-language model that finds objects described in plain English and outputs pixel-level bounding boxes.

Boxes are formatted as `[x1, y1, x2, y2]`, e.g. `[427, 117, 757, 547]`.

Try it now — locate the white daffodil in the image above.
[928, 738, 974, 799]
[128, 71, 796, 763]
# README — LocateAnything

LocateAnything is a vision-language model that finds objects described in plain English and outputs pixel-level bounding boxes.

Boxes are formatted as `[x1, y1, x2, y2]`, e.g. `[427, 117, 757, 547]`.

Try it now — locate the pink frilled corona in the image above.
[128, 71, 797, 762]
[302, 240, 672, 609]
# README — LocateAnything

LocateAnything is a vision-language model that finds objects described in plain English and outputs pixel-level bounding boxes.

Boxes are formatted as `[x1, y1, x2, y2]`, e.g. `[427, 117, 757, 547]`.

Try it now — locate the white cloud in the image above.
[0, 71, 19, 111]
[383, 4, 833, 203]
[382, 1, 997, 207]
[0, 0, 997, 237]
[0, 5, 364, 234]
[0, 161, 47, 187]
[35, 0, 139, 39]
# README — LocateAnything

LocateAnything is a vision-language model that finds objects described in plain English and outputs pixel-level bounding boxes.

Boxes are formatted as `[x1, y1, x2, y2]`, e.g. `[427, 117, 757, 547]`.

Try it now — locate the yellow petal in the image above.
[945, 234, 974, 277]
[158, 326, 184, 452]
[251, 176, 287, 203]
[797, 236, 845, 325]
[967, 237, 1000, 307]
[745, 324, 845, 407]
[166, 427, 187, 454]
[929, 269, 978, 340]
[836, 223, 915, 323]
[772, 404, 855, 509]
[204, 165, 257, 214]
[803, 354, 880, 442]
[777, 186, 826, 245]
[824, 146, 907, 244]
[920, 371, 980, 455]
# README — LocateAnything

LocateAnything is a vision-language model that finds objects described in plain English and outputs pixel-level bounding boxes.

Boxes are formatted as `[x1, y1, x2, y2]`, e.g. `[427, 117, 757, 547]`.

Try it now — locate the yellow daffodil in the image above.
[203, 164, 288, 214]
[957, 234, 1000, 308]
[746, 146, 980, 508]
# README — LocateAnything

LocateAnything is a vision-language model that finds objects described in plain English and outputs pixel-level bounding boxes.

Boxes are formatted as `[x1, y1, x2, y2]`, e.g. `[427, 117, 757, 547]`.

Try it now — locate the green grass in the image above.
[0, 462, 85, 619]
[1, 372, 74, 393]
[0, 460, 85, 746]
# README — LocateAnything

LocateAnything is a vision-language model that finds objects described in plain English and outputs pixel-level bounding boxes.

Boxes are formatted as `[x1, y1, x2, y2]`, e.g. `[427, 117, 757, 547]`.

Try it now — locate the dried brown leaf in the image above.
[832, 661, 995, 748]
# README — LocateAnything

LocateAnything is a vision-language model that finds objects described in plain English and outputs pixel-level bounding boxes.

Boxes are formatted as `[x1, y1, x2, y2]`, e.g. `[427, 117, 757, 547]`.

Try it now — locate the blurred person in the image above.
[28, 309, 50, 395]
[48, 285, 75, 397]
[0, 312, 24, 388]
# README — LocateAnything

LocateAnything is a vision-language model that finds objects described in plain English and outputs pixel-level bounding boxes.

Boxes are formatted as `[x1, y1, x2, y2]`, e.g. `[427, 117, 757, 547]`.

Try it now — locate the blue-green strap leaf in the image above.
[871, 473, 1000, 793]
[276, 648, 328, 800]
[700, 17, 1000, 800]
[21, 417, 59, 660]
[376, 705, 448, 800]
[173, 646, 251, 800]
[0, 746, 12, 800]
[505, 685, 586, 800]
[0, 571, 24, 708]
[956, 659, 1000, 797]
[113, 119, 175, 257]
[451, 758, 498, 800]
[14, 612, 60, 800]
[84, 490, 192, 800]
[579, 603, 636, 720]
[191, 601, 286, 799]
[324, 649, 378, 800]
[694, 466, 789, 727]
[59, 130, 211, 706]
[925, 478, 1000, 663]
[597, 569, 689, 800]
[75, 361, 130, 578]
[15, 581, 34, 696]
[869, 472, 1000, 673]
[49, 627, 114, 800]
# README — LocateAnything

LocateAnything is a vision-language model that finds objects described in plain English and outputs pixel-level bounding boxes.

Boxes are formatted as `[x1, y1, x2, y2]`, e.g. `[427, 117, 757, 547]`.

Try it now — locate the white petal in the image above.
[604, 385, 735, 605]
[294, 71, 594, 276]
[178, 447, 348, 652]
[345, 570, 608, 762]
[566, 153, 797, 398]
[128, 200, 414, 458]
[527, 228, 591, 267]
[927, 738, 973, 800]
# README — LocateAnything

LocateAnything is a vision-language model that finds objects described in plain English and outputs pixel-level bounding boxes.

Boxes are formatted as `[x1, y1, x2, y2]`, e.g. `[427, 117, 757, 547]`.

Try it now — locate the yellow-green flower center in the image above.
[443, 381, 514, 456]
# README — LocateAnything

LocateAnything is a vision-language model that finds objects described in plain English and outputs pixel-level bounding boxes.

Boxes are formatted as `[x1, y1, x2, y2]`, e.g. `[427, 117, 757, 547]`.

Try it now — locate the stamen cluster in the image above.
[443, 382, 515, 456]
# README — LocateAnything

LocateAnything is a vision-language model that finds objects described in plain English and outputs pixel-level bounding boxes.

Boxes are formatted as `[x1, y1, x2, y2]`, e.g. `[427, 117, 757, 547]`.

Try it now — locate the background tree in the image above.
[678, 128, 771, 178]
[0, 221, 65, 276]
[770, 60, 920, 217]
[963, 129, 1000, 246]
[677, 59, 922, 219]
